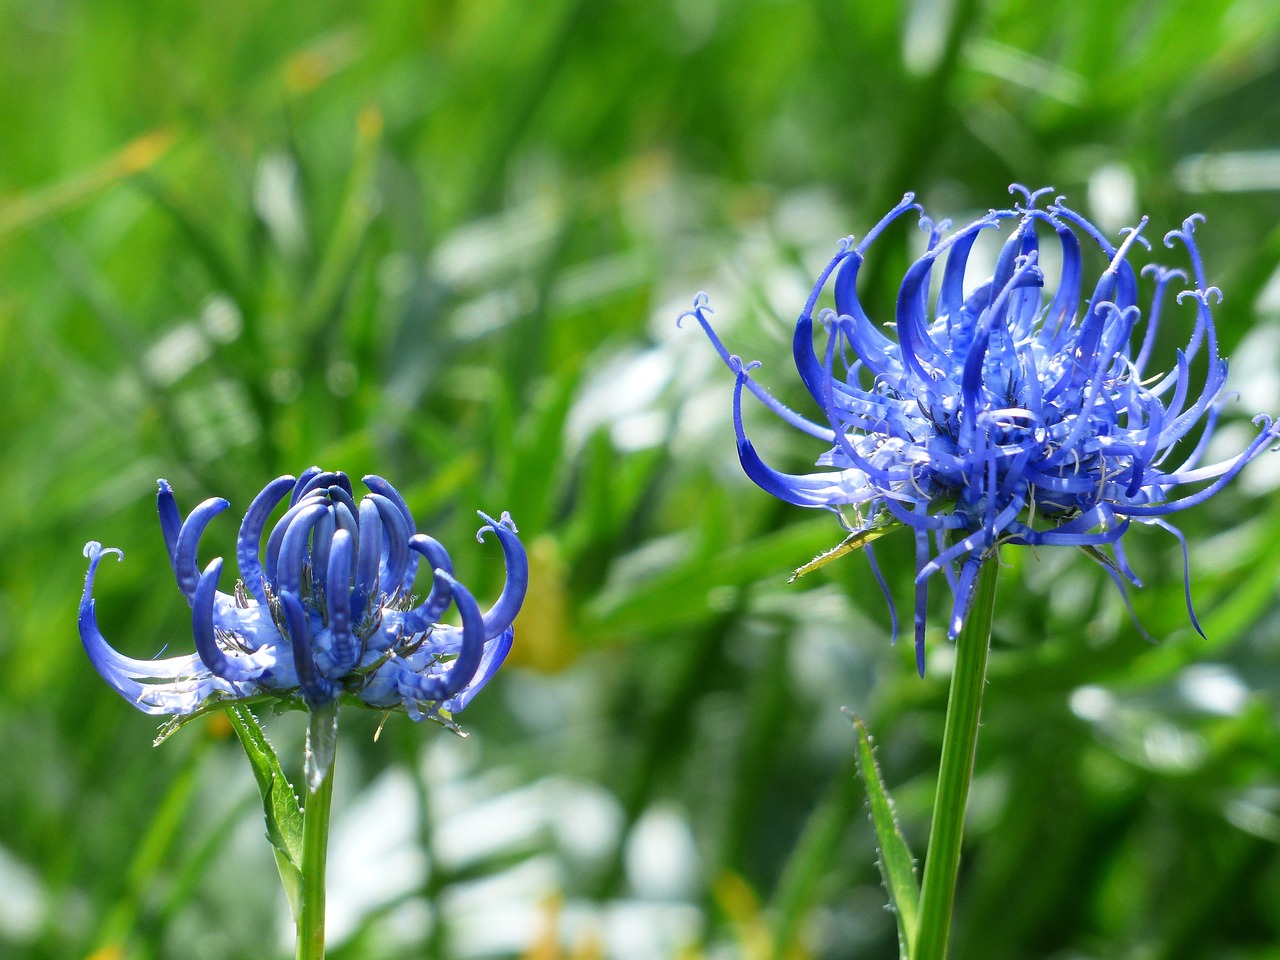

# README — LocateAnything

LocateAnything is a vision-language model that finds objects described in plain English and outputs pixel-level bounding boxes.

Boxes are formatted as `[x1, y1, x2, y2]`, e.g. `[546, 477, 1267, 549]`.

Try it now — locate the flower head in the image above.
[81, 468, 526, 777]
[683, 186, 1277, 674]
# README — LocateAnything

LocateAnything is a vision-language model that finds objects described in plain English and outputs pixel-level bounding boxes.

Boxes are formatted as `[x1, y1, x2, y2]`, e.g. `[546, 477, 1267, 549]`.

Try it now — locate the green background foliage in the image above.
[2, 1, 1280, 957]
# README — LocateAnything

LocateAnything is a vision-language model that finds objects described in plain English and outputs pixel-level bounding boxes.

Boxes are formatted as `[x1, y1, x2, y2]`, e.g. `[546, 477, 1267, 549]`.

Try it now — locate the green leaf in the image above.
[848, 711, 919, 960]
[225, 704, 305, 919]
[769, 753, 862, 959]
[789, 515, 901, 582]
[295, 107, 382, 340]
[153, 693, 277, 747]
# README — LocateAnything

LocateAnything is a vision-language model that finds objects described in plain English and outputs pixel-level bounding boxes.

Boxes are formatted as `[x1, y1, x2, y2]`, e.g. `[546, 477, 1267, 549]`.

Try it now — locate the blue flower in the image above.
[683, 186, 1277, 674]
[81, 467, 526, 737]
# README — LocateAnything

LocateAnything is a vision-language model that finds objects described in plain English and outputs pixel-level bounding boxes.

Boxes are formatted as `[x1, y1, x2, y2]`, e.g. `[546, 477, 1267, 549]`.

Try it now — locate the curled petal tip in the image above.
[1119, 222, 1152, 250]
[476, 509, 519, 541]
[84, 541, 123, 562]
[1163, 215, 1205, 248]
[1008, 184, 1054, 209]
[1140, 263, 1188, 284]
[1176, 287, 1222, 307]
[676, 292, 712, 327]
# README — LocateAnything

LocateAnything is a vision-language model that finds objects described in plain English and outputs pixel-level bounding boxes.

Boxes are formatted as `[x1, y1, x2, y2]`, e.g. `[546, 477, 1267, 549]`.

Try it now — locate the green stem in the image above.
[296, 749, 337, 960]
[914, 558, 999, 960]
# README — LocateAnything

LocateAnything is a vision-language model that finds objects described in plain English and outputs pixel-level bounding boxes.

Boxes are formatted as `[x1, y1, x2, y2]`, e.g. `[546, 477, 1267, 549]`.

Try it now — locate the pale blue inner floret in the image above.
[683, 186, 1278, 675]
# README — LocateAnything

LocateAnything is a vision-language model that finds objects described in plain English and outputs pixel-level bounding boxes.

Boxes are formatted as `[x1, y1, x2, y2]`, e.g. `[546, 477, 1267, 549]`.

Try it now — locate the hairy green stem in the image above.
[296, 753, 336, 960]
[914, 558, 999, 960]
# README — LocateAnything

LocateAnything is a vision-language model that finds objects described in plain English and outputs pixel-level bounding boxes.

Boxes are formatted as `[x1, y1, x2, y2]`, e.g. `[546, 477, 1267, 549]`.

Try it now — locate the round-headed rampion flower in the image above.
[80, 468, 526, 780]
[682, 186, 1277, 674]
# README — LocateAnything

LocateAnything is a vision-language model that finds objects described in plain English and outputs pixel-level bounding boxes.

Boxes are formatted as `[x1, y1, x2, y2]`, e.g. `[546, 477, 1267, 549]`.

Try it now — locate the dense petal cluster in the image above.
[81, 468, 525, 728]
[684, 186, 1277, 673]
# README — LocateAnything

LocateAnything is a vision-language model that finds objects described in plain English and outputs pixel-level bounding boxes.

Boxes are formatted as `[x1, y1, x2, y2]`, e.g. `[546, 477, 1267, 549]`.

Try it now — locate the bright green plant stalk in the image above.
[296, 747, 337, 960]
[913, 557, 999, 960]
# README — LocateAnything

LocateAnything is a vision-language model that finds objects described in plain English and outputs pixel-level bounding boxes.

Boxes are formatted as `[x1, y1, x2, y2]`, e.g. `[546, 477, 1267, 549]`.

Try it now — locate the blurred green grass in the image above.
[2, 1, 1280, 958]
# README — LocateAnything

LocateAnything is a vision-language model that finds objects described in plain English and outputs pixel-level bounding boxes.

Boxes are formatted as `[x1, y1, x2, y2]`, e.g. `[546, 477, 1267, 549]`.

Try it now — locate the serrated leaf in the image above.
[153, 693, 275, 746]
[848, 711, 919, 960]
[225, 704, 304, 919]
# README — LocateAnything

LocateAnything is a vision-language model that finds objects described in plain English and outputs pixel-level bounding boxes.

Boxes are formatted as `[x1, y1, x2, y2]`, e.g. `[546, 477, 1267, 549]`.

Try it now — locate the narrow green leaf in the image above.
[0, 128, 173, 238]
[225, 704, 305, 918]
[296, 107, 382, 340]
[153, 693, 275, 746]
[848, 711, 919, 960]
[769, 753, 862, 959]
[789, 517, 900, 582]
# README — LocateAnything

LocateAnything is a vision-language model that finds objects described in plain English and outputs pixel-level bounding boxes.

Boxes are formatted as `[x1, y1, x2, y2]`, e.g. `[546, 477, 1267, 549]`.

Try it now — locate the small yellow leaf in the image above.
[789, 519, 899, 582]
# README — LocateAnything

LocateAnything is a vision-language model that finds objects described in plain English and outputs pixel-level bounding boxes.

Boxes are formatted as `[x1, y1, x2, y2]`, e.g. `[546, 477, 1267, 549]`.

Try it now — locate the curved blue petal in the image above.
[236, 475, 296, 606]
[281, 590, 336, 706]
[191, 557, 264, 683]
[475, 511, 528, 639]
[173, 497, 230, 603]
[395, 575, 486, 704]
[368, 493, 412, 596]
[444, 626, 515, 713]
[79, 542, 236, 714]
[352, 497, 383, 618]
[277, 502, 331, 598]
[157, 480, 182, 566]
[325, 528, 359, 675]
